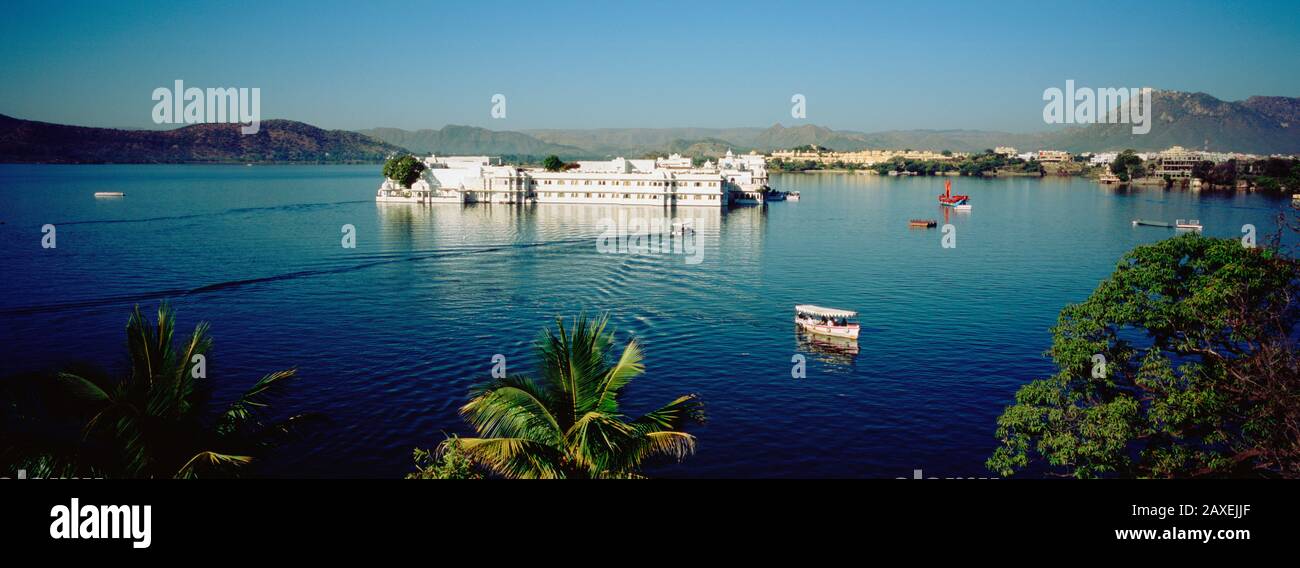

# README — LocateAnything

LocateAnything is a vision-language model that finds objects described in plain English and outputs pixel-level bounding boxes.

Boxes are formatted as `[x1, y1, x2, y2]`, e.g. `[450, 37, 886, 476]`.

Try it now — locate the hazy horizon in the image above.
[3, 0, 1298, 133]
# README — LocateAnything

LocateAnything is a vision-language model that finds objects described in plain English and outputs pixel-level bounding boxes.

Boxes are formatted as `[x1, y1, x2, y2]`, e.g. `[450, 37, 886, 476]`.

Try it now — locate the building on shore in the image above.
[377, 151, 768, 207]
[769, 148, 962, 165]
[1150, 146, 1203, 179]
[1090, 152, 1118, 166]
[1035, 150, 1072, 163]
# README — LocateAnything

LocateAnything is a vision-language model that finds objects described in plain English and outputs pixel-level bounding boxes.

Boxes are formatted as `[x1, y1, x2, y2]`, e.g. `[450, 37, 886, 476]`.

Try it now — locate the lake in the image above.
[0, 165, 1291, 478]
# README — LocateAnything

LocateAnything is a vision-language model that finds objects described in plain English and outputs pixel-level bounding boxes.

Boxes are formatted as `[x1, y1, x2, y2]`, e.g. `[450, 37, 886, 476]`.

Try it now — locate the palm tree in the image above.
[445, 314, 705, 478]
[51, 303, 312, 478]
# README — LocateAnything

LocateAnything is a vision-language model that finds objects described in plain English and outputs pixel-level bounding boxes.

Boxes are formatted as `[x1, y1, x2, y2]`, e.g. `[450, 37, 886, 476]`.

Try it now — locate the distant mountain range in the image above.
[0, 115, 402, 163]
[2, 90, 1296, 164]
[357, 125, 586, 157]
[364, 91, 1300, 157]
[1042, 91, 1300, 154]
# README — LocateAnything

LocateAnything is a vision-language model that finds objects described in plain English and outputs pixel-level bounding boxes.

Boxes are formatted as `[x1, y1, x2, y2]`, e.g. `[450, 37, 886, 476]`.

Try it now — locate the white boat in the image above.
[1175, 219, 1203, 231]
[794, 305, 860, 340]
[93, 192, 125, 197]
[954, 203, 972, 211]
[786, 191, 801, 201]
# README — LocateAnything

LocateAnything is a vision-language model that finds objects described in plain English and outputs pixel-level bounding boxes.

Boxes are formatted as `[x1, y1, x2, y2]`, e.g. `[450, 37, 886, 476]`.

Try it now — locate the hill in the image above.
[358, 125, 588, 158]
[0, 115, 404, 163]
[1040, 90, 1300, 154]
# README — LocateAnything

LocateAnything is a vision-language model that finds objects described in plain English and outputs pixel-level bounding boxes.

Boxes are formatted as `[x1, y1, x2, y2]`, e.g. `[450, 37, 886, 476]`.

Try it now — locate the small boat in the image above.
[764, 191, 787, 202]
[786, 191, 800, 201]
[1175, 219, 1203, 231]
[938, 179, 968, 206]
[93, 192, 125, 197]
[1132, 219, 1172, 228]
[954, 203, 972, 212]
[794, 305, 860, 340]
[909, 219, 937, 228]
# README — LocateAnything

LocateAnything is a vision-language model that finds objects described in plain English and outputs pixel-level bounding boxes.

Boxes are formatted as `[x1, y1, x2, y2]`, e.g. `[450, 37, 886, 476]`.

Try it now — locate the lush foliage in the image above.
[1110, 149, 1145, 182]
[988, 234, 1300, 478]
[382, 154, 427, 188]
[435, 314, 705, 478]
[0, 304, 313, 478]
[1246, 157, 1300, 193]
[869, 150, 1041, 177]
[542, 154, 564, 172]
[406, 436, 483, 479]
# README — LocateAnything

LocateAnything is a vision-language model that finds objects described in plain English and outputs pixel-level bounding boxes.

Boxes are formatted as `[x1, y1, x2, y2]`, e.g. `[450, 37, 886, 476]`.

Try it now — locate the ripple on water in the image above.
[1, 166, 1294, 477]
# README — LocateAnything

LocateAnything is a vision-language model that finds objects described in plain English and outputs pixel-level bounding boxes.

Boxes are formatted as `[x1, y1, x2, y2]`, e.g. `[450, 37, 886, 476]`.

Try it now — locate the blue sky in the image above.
[2, 0, 1298, 132]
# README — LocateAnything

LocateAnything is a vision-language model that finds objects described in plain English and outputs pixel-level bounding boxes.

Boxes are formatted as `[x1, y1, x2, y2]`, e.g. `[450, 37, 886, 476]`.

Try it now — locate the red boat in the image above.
[938, 179, 968, 206]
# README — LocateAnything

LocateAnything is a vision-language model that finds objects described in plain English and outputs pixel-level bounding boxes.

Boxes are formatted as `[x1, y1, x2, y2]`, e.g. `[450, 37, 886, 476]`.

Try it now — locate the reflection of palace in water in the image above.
[374, 184, 774, 275]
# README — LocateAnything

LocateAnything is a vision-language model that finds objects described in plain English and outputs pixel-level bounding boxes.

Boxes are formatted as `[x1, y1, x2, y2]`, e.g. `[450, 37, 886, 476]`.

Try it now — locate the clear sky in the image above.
[2, 0, 1298, 133]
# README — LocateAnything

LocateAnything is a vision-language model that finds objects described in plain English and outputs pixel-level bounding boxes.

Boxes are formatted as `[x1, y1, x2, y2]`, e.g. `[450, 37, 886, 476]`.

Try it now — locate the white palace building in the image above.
[377, 151, 770, 207]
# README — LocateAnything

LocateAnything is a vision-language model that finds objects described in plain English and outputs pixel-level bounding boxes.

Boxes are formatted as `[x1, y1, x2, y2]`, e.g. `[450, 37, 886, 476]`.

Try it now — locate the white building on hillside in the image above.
[1090, 152, 1118, 166]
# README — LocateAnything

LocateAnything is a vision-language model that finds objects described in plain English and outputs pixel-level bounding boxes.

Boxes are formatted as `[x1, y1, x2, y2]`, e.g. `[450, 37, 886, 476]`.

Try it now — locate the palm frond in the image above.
[593, 338, 643, 414]
[632, 394, 706, 432]
[537, 314, 616, 425]
[566, 410, 635, 475]
[174, 451, 253, 479]
[611, 394, 706, 470]
[219, 369, 298, 434]
[53, 372, 111, 403]
[170, 320, 212, 412]
[461, 375, 565, 446]
[454, 437, 564, 479]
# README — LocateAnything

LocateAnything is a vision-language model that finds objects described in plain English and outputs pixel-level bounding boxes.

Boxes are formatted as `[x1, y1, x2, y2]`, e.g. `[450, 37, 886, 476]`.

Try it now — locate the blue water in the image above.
[0, 165, 1291, 478]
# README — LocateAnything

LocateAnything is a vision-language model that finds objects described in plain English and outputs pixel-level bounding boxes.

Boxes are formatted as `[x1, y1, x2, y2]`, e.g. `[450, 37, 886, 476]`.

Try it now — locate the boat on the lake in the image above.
[909, 219, 937, 228]
[1132, 218, 1202, 231]
[765, 191, 787, 202]
[954, 203, 972, 211]
[794, 305, 860, 340]
[938, 179, 968, 206]
[786, 191, 800, 201]
[93, 191, 125, 197]
[1132, 219, 1173, 228]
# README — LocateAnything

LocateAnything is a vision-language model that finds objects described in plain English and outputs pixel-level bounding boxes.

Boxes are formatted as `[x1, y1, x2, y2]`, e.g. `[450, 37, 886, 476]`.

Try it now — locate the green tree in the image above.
[443, 314, 705, 478]
[4, 303, 314, 478]
[988, 234, 1300, 478]
[382, 154, 427, 188]
[1110, 149, 1144, 182]
[542, 155, 565, 172]
[407, 436, 483, 479]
